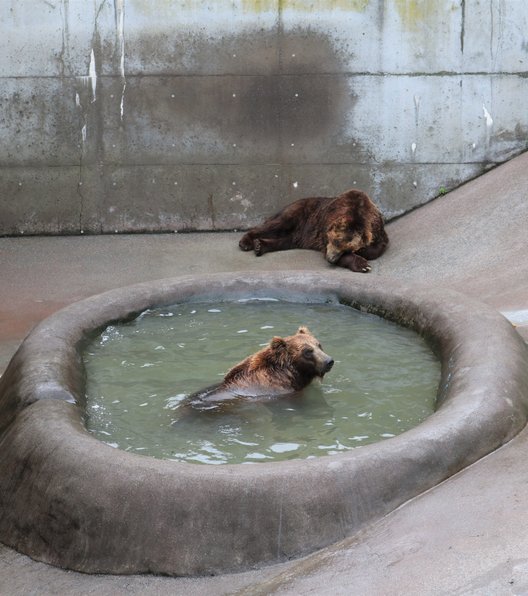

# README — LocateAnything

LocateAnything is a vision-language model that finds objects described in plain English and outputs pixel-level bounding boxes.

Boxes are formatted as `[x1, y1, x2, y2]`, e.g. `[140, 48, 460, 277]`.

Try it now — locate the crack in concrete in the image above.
[77, 157, 85, 234]
[207, 193, 216, 229]
[460, 0, 465, 54]
[57, 0, 70, 78]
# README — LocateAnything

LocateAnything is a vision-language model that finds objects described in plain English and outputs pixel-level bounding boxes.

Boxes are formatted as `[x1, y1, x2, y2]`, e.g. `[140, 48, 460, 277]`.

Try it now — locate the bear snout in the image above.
[325, 247, 342, 264]
[316, 355, 334, 377]
[323, 357, 334, 373]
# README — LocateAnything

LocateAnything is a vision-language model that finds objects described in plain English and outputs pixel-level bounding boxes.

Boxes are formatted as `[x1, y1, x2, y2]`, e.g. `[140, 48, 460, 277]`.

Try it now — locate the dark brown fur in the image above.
[181, 327, 333, 412]
[239, 189, 388, 272]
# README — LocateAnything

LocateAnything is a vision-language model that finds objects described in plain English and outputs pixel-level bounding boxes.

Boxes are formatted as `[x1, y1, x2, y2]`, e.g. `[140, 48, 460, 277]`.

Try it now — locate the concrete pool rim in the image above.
[0, 270, 527, 576]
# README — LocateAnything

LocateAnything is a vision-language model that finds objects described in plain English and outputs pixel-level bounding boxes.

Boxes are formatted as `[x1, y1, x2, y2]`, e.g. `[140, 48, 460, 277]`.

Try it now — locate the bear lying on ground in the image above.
[239, 189, 388, 272]
[180, 326, 334, 413]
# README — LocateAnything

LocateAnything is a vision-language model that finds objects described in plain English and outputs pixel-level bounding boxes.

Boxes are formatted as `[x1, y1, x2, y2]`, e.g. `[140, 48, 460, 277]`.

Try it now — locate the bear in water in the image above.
[239, 189, 388, 272]
[180, 326, 333, 413]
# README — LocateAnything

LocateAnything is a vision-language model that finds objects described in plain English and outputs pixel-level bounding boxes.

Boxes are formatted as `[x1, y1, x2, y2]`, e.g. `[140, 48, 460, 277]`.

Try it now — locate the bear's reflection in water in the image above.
[170, 383, 336, 465]
[171, 382, 335, 433]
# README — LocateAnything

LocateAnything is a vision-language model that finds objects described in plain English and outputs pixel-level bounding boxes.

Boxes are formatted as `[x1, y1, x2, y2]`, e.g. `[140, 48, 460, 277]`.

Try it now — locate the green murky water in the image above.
[83, 300, 440, 464]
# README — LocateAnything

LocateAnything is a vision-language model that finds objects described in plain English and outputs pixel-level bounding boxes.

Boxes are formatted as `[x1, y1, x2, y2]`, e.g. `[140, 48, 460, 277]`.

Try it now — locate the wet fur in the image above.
[180, 327, 333, 413]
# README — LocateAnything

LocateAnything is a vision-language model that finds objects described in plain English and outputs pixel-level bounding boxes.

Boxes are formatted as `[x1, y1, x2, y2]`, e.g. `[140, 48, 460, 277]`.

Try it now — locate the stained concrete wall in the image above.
[1, 1, 527, 235]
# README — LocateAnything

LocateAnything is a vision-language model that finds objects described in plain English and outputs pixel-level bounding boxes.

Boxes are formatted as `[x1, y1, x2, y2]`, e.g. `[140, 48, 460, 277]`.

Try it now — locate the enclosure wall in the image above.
[1, 0, 527, 234]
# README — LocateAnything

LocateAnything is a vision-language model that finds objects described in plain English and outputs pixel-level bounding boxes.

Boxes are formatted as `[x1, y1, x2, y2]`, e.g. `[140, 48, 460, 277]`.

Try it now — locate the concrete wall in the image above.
[1, 0, 527, 235]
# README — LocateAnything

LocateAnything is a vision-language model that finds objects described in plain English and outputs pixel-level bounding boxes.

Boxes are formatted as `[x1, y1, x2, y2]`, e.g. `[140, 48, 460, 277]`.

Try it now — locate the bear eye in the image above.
[317, 343, 322, 349]
[303, 347, 314, 358]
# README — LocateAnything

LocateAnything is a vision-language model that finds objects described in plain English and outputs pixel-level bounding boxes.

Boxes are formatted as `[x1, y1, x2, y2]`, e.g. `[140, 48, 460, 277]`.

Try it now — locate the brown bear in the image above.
[181, 326, 333, 412]
[239, 189, 388, 272]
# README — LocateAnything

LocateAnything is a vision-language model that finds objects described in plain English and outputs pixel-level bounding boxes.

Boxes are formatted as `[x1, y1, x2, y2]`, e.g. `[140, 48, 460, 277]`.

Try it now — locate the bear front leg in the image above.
[336, 252, 371, 273]
[254, 236, 294, 256]
[239, 212, 298, 253]
[356, 232, 389, 261]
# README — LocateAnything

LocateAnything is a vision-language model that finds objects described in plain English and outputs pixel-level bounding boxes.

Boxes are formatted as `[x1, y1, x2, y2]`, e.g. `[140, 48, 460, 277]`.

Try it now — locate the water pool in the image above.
[83, 300, 440, 464]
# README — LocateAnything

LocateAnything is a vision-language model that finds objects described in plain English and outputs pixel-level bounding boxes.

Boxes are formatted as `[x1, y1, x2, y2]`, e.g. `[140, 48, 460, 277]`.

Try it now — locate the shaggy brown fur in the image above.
[239, 189, 388, 272]
[182, 327, 333, 412]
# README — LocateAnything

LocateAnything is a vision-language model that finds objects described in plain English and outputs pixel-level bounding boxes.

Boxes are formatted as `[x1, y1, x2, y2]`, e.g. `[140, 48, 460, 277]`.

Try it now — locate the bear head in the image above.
[325, 222, 371, 264]
[270, 326, 334, 382]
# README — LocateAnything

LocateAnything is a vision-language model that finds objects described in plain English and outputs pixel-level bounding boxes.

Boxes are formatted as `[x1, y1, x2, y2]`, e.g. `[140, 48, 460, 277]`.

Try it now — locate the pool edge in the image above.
[0, 271, 527, 575]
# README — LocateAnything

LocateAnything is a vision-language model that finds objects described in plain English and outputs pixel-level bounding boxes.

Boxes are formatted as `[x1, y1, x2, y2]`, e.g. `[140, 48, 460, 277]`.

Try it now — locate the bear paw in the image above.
[239, 234, 254, 251]
[337, 252, 371, 273]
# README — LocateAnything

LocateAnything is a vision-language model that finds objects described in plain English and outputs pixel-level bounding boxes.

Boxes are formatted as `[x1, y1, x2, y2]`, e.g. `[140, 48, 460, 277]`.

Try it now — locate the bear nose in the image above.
[324, 358, 334, 372]
[326, 249, 342, 264]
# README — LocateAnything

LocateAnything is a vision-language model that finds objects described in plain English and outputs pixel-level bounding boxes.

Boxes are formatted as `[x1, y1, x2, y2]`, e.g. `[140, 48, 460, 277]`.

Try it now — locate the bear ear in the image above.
[270, 336, 287, 351]
[297, 326, 310, 335]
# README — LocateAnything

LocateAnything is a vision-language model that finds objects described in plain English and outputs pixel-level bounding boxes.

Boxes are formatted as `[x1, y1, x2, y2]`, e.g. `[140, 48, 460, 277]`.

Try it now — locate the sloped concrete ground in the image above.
[0, 152, 527, 594]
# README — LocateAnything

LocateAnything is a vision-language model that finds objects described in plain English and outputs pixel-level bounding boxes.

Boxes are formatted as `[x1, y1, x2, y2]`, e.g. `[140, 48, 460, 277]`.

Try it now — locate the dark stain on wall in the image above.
[112, 30, 358, 164]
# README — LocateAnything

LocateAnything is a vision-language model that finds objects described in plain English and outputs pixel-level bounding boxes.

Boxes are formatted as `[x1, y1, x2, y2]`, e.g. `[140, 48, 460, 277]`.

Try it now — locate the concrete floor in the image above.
[0, 152, 527, 595]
